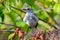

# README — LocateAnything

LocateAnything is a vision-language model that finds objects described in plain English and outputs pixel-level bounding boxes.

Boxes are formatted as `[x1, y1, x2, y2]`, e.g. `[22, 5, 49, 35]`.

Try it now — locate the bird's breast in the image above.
[24, 16, 37, 27]
[23, 12, 38, 27]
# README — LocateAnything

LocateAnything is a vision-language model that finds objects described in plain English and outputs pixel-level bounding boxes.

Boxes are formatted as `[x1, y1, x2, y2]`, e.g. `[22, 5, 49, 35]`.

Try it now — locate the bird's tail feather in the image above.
[31, 27, 37, 35]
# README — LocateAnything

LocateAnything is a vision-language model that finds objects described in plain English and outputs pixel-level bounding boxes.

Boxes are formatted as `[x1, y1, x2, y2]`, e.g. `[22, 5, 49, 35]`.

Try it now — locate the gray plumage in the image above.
[23, 8, 38, 34]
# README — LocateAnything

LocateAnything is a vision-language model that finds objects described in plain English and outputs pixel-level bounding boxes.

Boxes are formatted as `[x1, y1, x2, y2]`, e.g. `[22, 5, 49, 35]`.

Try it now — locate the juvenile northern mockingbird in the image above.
[23, 8, 38, 34]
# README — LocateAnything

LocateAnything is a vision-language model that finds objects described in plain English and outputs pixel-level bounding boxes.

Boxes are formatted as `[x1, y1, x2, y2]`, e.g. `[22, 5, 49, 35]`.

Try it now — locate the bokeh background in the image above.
[0, 0, 60, 40]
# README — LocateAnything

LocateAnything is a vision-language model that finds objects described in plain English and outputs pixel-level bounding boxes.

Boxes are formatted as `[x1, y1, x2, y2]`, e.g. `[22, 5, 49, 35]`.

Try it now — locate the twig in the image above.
[10, 5, 57, 29]
[35, 1, 58, 29]
[0, 30, 14, 32]
[35, 1, 58, 26]
[0, 22, 21, 28]
[38, 18, 57, 29]
[10, 8, 23, 20]
[0, 22, 20, 33]
[10, 6, 26, 13]
[46, 9, 58, 25]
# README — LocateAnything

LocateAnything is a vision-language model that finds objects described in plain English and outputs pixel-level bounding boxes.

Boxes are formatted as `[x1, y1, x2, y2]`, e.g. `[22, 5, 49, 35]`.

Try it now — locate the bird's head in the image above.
[22, 8, 32, 12]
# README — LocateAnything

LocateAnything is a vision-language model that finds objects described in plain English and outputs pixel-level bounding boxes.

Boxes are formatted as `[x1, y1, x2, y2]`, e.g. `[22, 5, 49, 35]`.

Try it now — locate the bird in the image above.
[23, 8, 38, 34]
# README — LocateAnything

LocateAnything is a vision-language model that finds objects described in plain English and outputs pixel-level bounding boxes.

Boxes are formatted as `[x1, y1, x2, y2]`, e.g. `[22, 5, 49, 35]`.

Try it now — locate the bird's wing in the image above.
[32, 15, 38, 22]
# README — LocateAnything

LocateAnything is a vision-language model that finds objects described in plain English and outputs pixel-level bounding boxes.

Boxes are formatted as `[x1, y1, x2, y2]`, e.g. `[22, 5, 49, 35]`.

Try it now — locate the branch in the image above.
[35, 1, 58, 26]
[10, 8, 23, 20]
[38, 18, 57, 29]
[9, 5, 57, 29]
[46, 9, 58, 25]
[10, 6, 26, 13]
[0, 30, 14, 32]
[0, 22, 21, 28]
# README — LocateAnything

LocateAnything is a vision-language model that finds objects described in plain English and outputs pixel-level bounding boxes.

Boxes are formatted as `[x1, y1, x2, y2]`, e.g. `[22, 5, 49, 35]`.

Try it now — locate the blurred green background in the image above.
[0, 0, 60, 40]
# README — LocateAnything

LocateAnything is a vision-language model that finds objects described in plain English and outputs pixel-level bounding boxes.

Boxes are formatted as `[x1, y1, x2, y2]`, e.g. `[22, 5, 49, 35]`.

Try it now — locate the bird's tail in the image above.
[31, 27, 37, 35]
[31, 23, 38, 35]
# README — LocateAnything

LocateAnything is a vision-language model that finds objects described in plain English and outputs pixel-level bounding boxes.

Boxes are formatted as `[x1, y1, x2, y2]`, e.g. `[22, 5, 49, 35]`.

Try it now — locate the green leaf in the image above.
[45, 1, 52, 7]
[8, 11, 17, 26]
[37, 11, 48, 21]
[26, 0, 35, 6]
[8, 33, 14, 40]
[20, 0, 26, 4]
[47, 10, 57, 17]
[16, 20, 26, 27]
[0, 5, 4, 22]
[0, 13, 4, 22]
[9, 0, 15, 3]
[21, 0, 36, 6]
[8, 33, 19, 40]
[32, 4, 40, 12]
[37, 0, 45, 3]
[16, 20, 29, 31]
[53, 4, 60, 13]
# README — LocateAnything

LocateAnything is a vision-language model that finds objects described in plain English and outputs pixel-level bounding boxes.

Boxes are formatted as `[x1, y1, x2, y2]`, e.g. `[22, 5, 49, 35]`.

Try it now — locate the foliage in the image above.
[0, 0, 60, 40]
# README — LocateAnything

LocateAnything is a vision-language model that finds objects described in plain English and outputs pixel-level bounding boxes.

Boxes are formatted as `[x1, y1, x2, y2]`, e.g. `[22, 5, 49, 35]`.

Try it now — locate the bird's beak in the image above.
[22, 9, 27, 12]
[23, 9, 27, 11]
